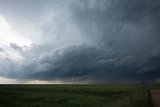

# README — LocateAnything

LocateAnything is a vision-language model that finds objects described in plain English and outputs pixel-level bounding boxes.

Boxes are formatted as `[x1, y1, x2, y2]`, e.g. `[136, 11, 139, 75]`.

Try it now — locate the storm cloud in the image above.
[0, 0, 160, 83]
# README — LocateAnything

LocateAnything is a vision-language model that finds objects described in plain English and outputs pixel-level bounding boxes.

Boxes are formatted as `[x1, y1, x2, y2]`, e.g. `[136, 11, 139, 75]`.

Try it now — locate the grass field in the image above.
[0, 84, 157, 107]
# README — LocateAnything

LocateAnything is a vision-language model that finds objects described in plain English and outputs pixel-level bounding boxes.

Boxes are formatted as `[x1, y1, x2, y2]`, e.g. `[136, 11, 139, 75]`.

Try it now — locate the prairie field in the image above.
[0, 84, 158, 107]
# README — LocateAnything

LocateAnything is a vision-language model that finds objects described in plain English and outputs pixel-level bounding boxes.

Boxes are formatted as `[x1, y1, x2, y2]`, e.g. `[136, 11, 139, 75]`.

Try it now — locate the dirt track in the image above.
[151, 90, 160, 107]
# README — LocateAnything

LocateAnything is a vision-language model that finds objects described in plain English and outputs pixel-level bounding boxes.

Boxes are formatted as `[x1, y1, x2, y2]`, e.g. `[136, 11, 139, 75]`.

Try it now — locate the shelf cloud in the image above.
[0, 0, 160, 83]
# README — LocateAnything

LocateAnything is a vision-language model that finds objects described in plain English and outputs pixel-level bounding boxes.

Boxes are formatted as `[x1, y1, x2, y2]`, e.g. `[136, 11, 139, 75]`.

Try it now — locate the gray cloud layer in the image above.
[0, 0, 160, 83]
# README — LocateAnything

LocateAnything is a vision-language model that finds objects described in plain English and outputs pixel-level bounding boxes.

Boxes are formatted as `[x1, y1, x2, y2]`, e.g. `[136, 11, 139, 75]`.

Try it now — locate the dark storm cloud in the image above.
[69, 0, 160, 50]
[56, 0, 160, 82]
[26, 0, 160, 83]
[0, 0, 160, 83]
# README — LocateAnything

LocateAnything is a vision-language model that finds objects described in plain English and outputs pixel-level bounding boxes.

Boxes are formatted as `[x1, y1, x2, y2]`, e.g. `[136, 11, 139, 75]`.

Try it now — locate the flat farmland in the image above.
[0, 85, 154, 107]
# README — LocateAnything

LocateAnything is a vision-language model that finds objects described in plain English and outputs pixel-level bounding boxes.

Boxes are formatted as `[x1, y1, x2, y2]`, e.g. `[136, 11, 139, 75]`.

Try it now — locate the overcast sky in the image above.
[0, 0, 160, 84]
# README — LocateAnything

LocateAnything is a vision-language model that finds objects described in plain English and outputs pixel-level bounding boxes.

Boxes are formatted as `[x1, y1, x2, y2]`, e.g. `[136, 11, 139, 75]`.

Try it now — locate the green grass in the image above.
[0, 84, 154, 107]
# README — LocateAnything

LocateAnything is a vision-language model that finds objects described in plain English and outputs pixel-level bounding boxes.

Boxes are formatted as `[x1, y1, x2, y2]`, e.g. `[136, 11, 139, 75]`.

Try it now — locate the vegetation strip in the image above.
[0, 85, 156, 107]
